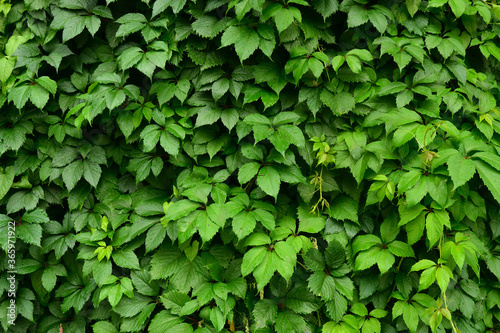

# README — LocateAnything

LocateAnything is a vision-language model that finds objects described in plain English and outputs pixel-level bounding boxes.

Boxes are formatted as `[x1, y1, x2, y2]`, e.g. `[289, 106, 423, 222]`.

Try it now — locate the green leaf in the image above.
[402, 303, 419, 332]
[164, 200, 201, 220]
[36, 76, 57, 95]
[376, 249, 395, 274]
[221, 26, 260, 62]
[17, 259, 42, 274]
[152, 0, 188, 16]
[352, 234, 381, 254]
[8, 85, 30, 109]
[29, 84, 50, 109]
[378, 81, 407, 96]
[238, 162, 261, 184]
[41, 268, 57, 292]
[63, 16, 86, 42]
[426, 212, 443, 247]
[297, 206, 326, 233]
[308, 271, 336, 300]
[116, 13, 147, 37]
[145, 223, 167, 253]
[22, 208, 49, 224]
[254, 252, 275, 290]
[256, 166, 281, 199]
[406, 0, 421, 17]
[435, 265, 452, 293]
[241, 246, 267, 277]
[62, 160, 84, 191]
[93, 321, 119, 333]
[117, 46, 144, 69]
[327, 195, 358, 223]
[212, 78, 230, 101]
[196, 210, 219, 243]
[253, 299, 278, 329]
[354, 247, 379, 271]
[275, 7, 297, 33]
[0, 56, 16, 83]
[276, 310, 307, 332]
[347, 5, 369, 28]
[17, 223, 43, 246]
[388, 241, 415, 257]
[221, 108, 239, 131]
[398, 170, 422, 193]
[474, 159, 500, 203]
[149, 311, 192, 333]
[449, 0, 466, 17]
[83, 160, 101, 187]
[113, 250, 140, 270]
[321, 90, 356, 115]
[232, 210, 257, 240]
[410, 259, 436, 271]
[0, 166, 15, 200]
[313, 0, 338, 20]
[448, 153, 475, 189]
[245, 233, 271, 246]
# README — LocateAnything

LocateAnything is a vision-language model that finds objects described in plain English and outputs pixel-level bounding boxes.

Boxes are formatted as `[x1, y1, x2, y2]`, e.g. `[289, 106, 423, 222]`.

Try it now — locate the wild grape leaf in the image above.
[62, 160, 84, 191]
[196, 210, 219, 243]
[320, 90, 356, 115]
[83, 160, 101, 187]
[232, 210, 257, 240]
[474, 159, 500, 203]
[0, 166, 14, 200]
[327, 195, 358, 223]
[256, 166, 280, 199]
[238, 162, 261, 184]
[113, 250, 140, 270]
[253, 299, 278, 329]
[152, 0, 187, 16]
[308, 271, 336, 300]
[313, 0, 338, 20]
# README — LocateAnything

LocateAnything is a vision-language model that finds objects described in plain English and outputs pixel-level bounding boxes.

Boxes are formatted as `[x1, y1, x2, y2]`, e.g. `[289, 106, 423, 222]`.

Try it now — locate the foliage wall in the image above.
[2, 0, 500, 332]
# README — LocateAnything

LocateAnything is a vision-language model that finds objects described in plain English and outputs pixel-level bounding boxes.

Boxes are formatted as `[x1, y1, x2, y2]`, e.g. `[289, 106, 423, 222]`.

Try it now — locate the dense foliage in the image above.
[2, 0, 500, 332]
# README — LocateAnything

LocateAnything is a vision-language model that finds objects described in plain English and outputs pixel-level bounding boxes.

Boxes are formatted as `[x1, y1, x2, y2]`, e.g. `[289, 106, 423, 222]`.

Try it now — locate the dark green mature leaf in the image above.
[313, 0, 338, 20]
[152, 0, 187, 16]
[474, 159, 500, 203]
[321, 90, 356, 115]
[0, 166, 15, 200]
[328, 195, 358, 223]
[253, 299, 278, 329]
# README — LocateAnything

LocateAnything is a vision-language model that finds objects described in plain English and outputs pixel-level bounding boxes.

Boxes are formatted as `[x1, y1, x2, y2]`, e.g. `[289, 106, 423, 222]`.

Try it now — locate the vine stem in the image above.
[438, 234, 459, 333]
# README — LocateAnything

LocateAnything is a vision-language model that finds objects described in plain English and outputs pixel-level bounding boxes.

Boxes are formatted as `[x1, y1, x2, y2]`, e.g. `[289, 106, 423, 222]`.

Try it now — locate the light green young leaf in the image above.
[312, 0, 338, 20]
